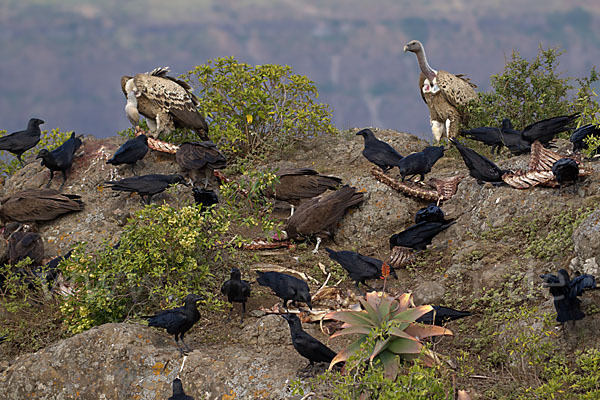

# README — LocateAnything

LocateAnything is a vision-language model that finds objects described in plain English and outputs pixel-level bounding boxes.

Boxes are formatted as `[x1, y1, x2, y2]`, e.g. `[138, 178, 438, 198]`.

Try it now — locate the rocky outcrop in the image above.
[0, 316, 330, 400]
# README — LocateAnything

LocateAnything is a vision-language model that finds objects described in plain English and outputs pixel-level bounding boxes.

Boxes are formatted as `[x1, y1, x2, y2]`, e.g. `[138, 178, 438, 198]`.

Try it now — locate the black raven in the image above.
[0, 118, 44, 167]
[461, 125, 504, 154]
[106, 134, 148, 175]
[415, 204, 447, 224]
[168, 378, 194, 400]
[192, 187, 219, 208]
[282, 313, 336, 373]
[389, 220, 455, 250]
[325, 247, 397, 292]
[143, 294, 205, 354]
[397, 146, 445, 182]
[552, 158, 579, 188]
[416, 306, 472, 325]
[521, 113, 579, 145]
[36, 132, 82, 190]
[570, 124, 600, 153]
[499, 119, 532, 155]
[256, 271, 312, 310]
[104, 174, 187, 204]
[450, 139, 509, 183]
[221, 267, 251, 322]
[541, 269, 596, 324]
[356, 128, 404, 173]
[33, 249, 72, 289]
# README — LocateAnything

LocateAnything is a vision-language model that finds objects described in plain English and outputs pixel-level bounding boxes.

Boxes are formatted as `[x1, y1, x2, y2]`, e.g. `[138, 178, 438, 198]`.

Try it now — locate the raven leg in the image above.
[226, 304, 234, 323]
[59, 171, 68, 191]
[131, 163, 137, 176]
[173, 335, 186, 355]
[45, 171, 55, 188]
[180, 333, 192, 353]
[241, 302, 246, 323]
[17, 155, 24, 168]
[283, 299, 289, 310]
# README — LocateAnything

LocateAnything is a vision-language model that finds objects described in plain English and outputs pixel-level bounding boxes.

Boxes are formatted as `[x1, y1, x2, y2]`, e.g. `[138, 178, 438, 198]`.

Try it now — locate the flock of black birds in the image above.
[0, 104, 599, 397]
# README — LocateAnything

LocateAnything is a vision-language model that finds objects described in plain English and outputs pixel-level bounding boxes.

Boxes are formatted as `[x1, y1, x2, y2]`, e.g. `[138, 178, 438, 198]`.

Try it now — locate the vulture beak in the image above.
[403, 45, 409, 52]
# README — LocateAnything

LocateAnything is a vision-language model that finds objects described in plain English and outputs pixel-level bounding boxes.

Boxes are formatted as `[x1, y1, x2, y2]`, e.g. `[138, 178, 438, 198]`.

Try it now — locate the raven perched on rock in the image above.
[356, 128, 404, 173]
[143, 294, 205, 354]
[257, 271, 312, 310]
[416, 306, 472, 325]
[415, 204, 447, 224]
[541, 269, 596, 324]
[192, 187, 219, 208]
[221, 267, 251, 322]
[451, 139, 509, 184]
[389, 220, 455, 250]
[105, 174, 187, 204]
[552, 158, 579, 188]
[325, 247, 397, 292]
[570, 124, 600, 153]
[0, 118, 44, 167]
[106, 134, 148, 175]
[36, 132, 82, 190]
[397, 146, 445, 182]
[168, 378, 194, 400]
[282, 313, 336, 373]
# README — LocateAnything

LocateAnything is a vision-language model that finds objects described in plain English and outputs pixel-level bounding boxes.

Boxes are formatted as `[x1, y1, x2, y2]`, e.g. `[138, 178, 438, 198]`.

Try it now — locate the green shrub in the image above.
[60, 169, 279, 334]
[182, 57, 338, 161]
[0, 128, 72, 177]
[464, 46, 599, 132]
[0, 259, 68, 360]
[291, 343, 455, 399]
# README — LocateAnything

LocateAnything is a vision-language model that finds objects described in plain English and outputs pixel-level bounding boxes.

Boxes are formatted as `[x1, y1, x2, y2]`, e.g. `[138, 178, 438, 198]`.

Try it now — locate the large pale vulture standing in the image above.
[120, 67, 209, 140]
[404, 40, 477, 144]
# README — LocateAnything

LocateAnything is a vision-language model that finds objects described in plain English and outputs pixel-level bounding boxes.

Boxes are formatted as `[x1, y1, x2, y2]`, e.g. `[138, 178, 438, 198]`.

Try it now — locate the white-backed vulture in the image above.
[404, 40, 477, 144]
[120, 67, 209, 140]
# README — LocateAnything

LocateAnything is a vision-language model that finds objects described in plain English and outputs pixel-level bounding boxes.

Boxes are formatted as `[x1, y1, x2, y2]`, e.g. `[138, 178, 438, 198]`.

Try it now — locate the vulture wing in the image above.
[436, 70, 478, 108]
[0, 189, 83, 222]
[134, 72, 209, 138]
[269, 168, 342, 203]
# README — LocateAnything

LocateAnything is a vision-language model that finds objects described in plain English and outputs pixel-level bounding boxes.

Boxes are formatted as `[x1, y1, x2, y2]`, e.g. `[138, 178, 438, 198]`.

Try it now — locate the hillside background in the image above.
[1, 0, 600, 140]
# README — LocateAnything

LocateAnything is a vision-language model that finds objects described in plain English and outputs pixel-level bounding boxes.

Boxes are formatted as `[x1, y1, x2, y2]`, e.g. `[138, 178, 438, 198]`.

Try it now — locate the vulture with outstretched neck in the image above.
[404, 40, 477, 143]
[282, 185, 364, 253]
[121, 67, 209, 140]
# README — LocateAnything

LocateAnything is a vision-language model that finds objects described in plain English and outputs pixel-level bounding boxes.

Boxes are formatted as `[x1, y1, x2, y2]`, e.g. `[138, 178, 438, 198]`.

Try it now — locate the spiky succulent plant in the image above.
[325, 292, 452, 379]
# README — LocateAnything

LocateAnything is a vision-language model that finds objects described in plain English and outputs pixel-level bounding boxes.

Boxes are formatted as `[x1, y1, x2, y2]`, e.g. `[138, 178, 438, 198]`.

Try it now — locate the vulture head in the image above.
[403, 40, 423, 54]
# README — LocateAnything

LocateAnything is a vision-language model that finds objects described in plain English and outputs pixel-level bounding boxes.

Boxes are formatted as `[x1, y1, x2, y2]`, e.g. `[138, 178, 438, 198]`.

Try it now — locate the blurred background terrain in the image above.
[1, 0, 599, 140]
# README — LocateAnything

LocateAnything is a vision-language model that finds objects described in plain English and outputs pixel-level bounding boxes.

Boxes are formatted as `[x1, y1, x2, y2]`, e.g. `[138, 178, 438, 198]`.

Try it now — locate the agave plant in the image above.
[325, 292, 452, 379]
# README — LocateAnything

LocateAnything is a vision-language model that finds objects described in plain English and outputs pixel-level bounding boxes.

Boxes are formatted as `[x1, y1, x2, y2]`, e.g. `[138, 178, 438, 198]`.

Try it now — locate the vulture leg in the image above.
[289, 205, 295, 217]
[45, 171, 55, 188]
[311, 237, 322, 254]
[146, 118, 157, 133]
[445, 114, 460, 140]
[431, 121, 445, 145]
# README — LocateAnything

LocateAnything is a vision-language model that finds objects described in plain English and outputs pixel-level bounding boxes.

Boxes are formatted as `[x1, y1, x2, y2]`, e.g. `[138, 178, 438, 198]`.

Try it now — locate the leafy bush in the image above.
[60, 170, 279, 334]
[465, 46, 599, 132]
[182, 57, 338, 161]
[326, 292, 452, 380]
[0, 128, 72, 177]
[0, 259, 68, 360]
